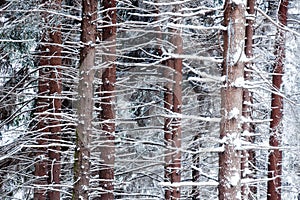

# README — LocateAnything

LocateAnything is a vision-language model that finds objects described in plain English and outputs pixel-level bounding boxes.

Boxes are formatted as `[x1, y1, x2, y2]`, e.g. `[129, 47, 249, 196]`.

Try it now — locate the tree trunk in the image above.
[219, 1, 246, 199]
[171, 29, 183, 200]
[267, 1, 288, 200]
[34, 59, 49, 200]
[47, 1, 62, 199]
[164, 59, 173, 200]
[241, 0, 256, 199]
[98, 0, 116, 199]
[73, 0, 97, 199]
[164, 5, 183, 198]
[34, 1, 62, 199]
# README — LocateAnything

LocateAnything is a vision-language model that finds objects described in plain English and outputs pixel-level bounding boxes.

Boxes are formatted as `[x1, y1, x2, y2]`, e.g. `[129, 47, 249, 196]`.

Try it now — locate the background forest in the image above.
[0, 0, 299, 199]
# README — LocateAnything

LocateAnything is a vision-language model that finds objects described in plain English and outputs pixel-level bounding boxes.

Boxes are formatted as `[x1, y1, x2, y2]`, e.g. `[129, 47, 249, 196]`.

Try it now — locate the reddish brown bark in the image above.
[241, 0, 256, 199]
[48, 17, 62, 200]
[98, 0, 117, 199]
[153, 4, 173, 199]
[164, 61, 173, 200]
[219, 1, 246, 200]
[171, 31, 183, 200]
[73, 0, 97, 199]
[163, 5, 183, 199]
[34, 1, 63, 198]
[267, 1, 288, 200]
[34, 59, 49, 200]
[46, 2, 62, 199]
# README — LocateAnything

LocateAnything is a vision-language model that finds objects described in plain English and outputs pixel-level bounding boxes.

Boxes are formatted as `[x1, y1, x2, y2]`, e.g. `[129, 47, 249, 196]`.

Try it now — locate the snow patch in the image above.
[231, 77, 244, 87]
[232, 0, 247, 5]
[228, 107, 240, 119]
[230, 171, 240, 186]
[0, 17, 8, 23]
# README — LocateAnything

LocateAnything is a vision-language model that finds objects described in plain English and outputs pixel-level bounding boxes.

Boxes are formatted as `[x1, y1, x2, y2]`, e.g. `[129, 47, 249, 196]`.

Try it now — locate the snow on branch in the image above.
[167, 53, 223, 63]
[143, 0, 194, 6]
[167, 23, 227, 31]
[256, 7, 300, 37]
[158, 181, 219, 187]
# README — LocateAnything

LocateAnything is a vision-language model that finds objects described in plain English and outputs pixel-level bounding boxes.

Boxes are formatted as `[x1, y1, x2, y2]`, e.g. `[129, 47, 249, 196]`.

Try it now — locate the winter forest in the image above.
[0, 0, 299, 199]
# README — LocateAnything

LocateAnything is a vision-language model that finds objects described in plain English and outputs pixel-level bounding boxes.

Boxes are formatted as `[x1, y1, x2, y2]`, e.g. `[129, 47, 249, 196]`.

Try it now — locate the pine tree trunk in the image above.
[164, 59, 173, 200]
[98, 0, 116, 199]
[47, 1, 62, 199]
[219, 1, 246, 199]
[34, 1, 63, 198]
[171, 29, 183, 200]
[164, 4, 183, 199]
[267, 1, 288, 199]
[34, 61, 49, 200]
[73, 0, 97, 199]
[241, 0, 256, 199]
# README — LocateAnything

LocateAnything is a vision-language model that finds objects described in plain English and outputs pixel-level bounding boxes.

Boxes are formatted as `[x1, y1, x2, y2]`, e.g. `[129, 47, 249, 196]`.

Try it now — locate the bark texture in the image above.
[73, 0, 97, 199]
[98, 0, 117, 199]
[164, 7, 183, 198]
[47, 1, 62, 199]
[219, 1, 246, 199]
[164, 62, 173, 200]
[34, 55, 49, 200]
[171, 30, 183, 200]
[34, 1, 62, 199]
[241, 0, 256, 199]
[267, 0, 288, 199]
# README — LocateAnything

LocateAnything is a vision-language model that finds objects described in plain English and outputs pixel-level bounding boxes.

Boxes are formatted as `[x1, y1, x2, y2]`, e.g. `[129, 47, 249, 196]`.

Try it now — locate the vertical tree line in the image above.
[267, 0, 288, 200]
[164, 3, 183, 199]
[0, 0, 298, 199]
[35, 1, 62, 199]
[98, 0, 117, 199]
[241, 0, 256, 198]
[219, 0, 246, 199]
[73, 0, 97, 199]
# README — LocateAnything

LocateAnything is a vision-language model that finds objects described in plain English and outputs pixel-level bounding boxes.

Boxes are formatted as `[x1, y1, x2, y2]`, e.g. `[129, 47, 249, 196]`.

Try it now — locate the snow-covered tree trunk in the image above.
[219, 0, 246, 199]
[73, 0, 97, 199]
[164, 58, 173, 200]
[34, 54, 49, 200]
[164, 33, 174, 199]
[241, 0, 256, 198]
[98, 0, 117, 199]
[164, 4, 183, 199]
[34, 1, 62, 198]
[267, 0, 288, 199]
[171, 28, 183, 200]
[47, 1, 62, 199]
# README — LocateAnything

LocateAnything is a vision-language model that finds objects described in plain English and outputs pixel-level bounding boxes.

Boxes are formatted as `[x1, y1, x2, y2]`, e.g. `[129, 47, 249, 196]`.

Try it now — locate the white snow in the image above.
[232, 0, 247, 5]
[0, 16, 7, 23]
[230, 171, 240, 186]
[231, 77, 244, 87]
[228, 107, 240, 119]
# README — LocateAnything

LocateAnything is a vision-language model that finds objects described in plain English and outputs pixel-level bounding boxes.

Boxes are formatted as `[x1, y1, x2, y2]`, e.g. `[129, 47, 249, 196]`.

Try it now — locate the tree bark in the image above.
[219, 1, 246, 199]
[241, 0, 256, 199]
[98, 0, 117, 199]
[73, 0, 97, 199]
[34, 57, 49, 200]
[171, 29, 183, 200]
[47, 1, 62, 199]
[34, 0, 63, 198]
[164, 60, 173, 200]
[164, 5, 183, 198]
[267, 1, 288, 200]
